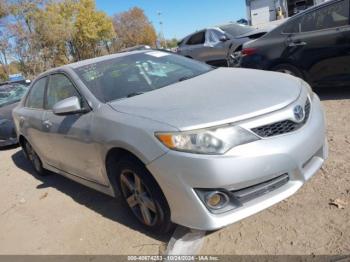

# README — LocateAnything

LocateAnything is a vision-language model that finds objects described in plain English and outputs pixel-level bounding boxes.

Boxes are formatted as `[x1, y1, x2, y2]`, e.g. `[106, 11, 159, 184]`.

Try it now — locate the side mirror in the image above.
[53, 96, 84, 116]
[219, 35, 228, 42]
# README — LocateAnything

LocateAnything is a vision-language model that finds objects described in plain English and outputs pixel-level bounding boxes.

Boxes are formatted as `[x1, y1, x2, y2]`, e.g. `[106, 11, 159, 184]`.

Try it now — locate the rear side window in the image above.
[300, 0, 349, 32]
[46, 74, 79, 109]
[25, 77, 47, 109]
[186, 31, 206, 45]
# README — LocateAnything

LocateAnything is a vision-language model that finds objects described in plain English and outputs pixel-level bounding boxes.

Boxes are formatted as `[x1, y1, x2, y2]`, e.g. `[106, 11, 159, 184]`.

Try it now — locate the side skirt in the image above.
[43, 162, 116, 197]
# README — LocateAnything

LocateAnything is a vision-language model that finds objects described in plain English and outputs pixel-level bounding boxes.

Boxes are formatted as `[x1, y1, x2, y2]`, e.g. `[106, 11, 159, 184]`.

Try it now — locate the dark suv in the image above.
[241, 0, 350, 88]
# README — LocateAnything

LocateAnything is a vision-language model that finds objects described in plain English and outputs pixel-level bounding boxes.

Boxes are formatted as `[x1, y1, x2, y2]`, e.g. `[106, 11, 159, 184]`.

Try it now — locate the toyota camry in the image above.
[13, 50, 328, 233]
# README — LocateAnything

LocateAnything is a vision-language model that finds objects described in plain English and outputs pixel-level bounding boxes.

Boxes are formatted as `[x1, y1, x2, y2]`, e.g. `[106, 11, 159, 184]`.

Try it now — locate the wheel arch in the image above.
[104, 146, 159, 197]
[267, 59, 311, 81]
[18, 135, 27, 148]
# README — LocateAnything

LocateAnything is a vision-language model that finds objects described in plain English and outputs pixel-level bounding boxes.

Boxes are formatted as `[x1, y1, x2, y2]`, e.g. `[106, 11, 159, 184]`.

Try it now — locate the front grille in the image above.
[251, 98, 311, 138]
[230, 173, 289, 204]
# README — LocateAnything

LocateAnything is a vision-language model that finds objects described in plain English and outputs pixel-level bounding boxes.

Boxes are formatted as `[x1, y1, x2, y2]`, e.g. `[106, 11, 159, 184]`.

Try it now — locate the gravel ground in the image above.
[0, 87, 349, 255]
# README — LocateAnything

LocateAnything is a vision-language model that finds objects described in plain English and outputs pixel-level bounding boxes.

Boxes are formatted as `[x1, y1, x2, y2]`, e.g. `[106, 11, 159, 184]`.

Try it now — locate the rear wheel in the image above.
[227, 48, 242, 67]
[272, 64, 304, 79]
[23, 141, 46, 176]
[115, 156, 173, 233]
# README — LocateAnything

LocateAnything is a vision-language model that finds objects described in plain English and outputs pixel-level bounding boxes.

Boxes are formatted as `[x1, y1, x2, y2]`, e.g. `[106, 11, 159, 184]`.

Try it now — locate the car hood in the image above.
[109, 68, 302, 131]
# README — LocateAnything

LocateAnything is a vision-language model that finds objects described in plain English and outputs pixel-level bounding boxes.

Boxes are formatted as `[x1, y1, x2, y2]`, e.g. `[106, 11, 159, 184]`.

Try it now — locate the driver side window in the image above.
[46, 74, 80, 110]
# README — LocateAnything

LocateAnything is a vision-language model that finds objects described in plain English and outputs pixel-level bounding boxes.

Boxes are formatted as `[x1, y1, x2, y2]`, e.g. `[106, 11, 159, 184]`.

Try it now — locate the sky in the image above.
[95, 0, 246, 40]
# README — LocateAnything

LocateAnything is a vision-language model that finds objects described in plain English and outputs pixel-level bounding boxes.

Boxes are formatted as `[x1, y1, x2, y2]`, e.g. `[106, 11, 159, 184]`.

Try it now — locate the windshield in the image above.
[74, 51, 213, 102]
[219, 23, 255, 37]
[0, 83, 29, 107]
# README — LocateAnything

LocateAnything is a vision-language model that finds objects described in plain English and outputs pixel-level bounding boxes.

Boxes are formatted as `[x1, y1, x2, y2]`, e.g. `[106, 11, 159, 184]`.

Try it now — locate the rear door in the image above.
[43, 73, 106, 184]
[182, 31, 206, 61]
[21, 77, 50, 161]
[286, 0, 350, 87]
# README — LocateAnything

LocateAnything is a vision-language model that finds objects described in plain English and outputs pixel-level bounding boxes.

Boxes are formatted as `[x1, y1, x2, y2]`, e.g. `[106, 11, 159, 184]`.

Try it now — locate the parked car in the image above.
[241, 0, 350, 88]
[120, 45, 151, 53]
[13, 50, 327, 232]
[177, 23, 268, 67]
[0, 83, 29, 147]
[0, 79, 31, 87]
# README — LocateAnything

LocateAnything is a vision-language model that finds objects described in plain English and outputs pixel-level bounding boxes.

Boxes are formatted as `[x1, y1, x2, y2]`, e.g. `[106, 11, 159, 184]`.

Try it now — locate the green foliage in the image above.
[1, 0, 117, 78]
[165, 38, 179, 48]
[72, 0, 115, 60]
[0, 1, 7, 18]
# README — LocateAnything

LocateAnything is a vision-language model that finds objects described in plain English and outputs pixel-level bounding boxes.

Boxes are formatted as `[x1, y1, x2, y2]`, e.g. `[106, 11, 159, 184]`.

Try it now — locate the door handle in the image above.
[288, 41, 307, 47]
[43, 120, 52, 129]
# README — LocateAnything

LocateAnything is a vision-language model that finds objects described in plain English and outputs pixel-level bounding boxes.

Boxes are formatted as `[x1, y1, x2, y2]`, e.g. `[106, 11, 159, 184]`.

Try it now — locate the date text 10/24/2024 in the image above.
[127, 256, 219, 261]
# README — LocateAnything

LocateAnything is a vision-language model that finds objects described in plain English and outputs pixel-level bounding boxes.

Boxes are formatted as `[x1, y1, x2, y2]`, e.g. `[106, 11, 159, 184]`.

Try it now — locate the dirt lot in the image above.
[0, 87, 349, 255]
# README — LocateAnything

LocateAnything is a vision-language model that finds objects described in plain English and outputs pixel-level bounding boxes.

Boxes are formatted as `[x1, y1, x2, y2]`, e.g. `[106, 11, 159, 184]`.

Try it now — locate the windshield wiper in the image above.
[126, 92, 146, 98]
[178, 76, 193, 82]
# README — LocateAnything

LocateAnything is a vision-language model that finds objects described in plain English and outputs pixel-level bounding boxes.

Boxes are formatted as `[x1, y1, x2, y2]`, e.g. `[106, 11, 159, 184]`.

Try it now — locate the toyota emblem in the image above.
[293, 105, 305, 122]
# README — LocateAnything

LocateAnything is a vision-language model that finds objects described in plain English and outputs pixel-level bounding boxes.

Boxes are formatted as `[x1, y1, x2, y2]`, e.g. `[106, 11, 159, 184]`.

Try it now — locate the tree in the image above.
[72, 0, 115, 60]
[2, 0, 116, 78]
[0, 1, 7, 19]
[113, 7, 157, 50]
[6, 0, 45, 78]
[165, 38, 179, 49]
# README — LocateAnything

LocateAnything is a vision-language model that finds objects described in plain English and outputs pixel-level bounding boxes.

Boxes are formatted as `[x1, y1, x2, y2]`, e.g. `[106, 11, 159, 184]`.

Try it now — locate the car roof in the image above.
[259, 0, 342, 35]
[35, 50, 154, 79]
[272, 0, 340, 32]
[181, 22, 254, 40]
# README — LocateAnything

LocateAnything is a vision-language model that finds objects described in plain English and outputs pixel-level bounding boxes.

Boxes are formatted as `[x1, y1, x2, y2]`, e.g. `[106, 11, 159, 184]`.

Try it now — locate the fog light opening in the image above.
[205, 191, 229, 210]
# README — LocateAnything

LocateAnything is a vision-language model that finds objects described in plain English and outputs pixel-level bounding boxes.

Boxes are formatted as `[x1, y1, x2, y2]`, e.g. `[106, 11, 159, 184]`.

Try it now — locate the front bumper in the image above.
[147, 94, 327, 230]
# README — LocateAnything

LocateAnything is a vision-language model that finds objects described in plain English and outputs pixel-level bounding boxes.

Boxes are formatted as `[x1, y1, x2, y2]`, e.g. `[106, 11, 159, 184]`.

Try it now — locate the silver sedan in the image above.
[13, 50, 328, 232]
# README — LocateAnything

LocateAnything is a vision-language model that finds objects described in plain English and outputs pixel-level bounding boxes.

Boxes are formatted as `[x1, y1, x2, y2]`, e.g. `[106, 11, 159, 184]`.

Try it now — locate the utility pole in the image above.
[157, 11, 167, 49]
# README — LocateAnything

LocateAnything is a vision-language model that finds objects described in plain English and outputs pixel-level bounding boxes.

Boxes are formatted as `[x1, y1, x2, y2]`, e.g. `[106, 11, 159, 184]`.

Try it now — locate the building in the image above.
[246, 0, 330, 27]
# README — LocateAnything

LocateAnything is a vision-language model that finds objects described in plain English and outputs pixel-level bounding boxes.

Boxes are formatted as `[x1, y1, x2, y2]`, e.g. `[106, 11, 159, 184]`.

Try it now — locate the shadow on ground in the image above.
[315, 86, 350, 101]
[11, 149, 174, 243]
[0, 144, 19, 151]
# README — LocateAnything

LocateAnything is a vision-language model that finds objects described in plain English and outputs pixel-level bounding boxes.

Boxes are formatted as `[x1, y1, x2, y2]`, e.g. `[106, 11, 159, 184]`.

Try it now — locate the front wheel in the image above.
[115, 156, 173, 233]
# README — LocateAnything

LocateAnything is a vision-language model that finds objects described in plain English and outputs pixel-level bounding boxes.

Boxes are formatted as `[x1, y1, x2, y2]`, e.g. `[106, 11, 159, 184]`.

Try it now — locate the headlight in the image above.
[301, 80, 314, 98]
[155, 125, 260, 154]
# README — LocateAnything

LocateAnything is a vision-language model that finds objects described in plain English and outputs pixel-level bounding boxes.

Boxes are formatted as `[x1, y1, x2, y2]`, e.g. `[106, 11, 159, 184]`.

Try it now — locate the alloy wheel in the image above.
[120, 169, 158, 226]
[228, 50, 242, 67]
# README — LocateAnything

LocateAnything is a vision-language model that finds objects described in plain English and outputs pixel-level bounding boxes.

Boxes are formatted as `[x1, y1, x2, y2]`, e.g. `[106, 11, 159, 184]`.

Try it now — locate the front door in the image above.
[43, 73, 107, 185]
[183, 30, 206, 61]
[200, 29, 228, 64]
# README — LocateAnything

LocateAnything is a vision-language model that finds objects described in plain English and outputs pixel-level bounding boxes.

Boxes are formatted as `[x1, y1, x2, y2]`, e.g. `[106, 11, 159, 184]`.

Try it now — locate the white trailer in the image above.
[246, 0, 330, 27]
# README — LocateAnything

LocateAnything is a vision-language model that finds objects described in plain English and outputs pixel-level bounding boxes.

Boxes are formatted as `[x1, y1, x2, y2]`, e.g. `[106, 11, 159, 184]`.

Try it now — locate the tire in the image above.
[114, 156, 173, 233]
[227, 48, 242, 67]
[23, 141, 46, 176]
[272, 64, 304, 79]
